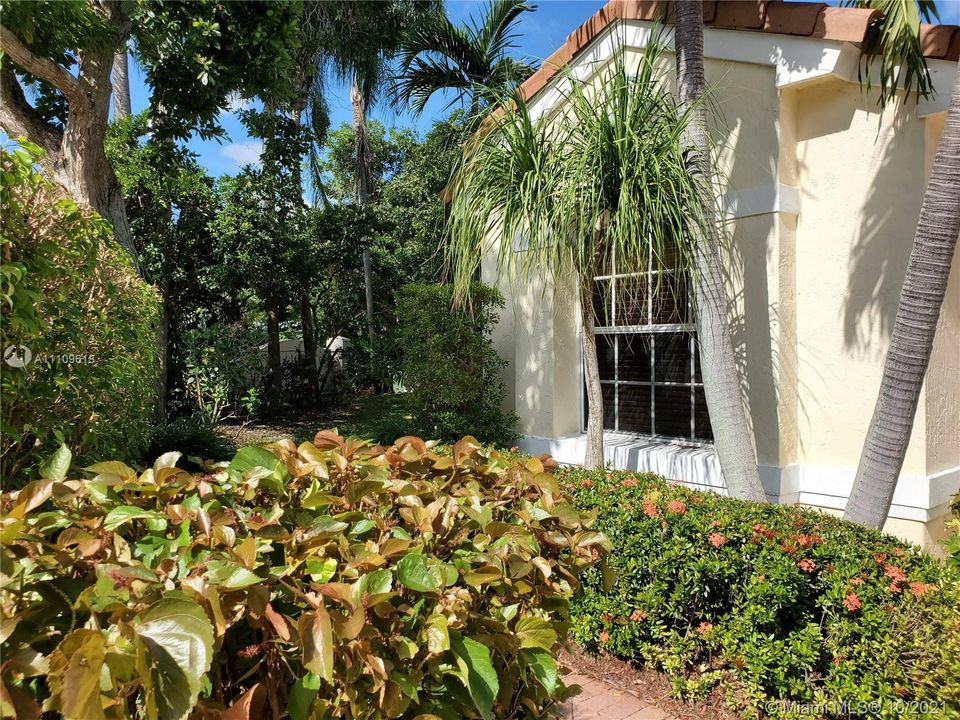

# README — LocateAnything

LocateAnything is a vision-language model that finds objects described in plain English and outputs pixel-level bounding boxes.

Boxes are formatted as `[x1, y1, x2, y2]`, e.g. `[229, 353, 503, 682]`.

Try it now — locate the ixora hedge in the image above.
[0, 435, 608, 719]
[566, 469, 960, 719]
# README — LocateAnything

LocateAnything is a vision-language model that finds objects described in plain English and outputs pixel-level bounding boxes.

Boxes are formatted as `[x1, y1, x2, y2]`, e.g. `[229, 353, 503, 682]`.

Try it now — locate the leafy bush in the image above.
[144, 417, 237, 466]
[396, 283, 518, 447]
[0, 141, 161, 486]
[174, 323, 265, 423]
[565, 469, 960, 719]
[1, 434, 607, 719]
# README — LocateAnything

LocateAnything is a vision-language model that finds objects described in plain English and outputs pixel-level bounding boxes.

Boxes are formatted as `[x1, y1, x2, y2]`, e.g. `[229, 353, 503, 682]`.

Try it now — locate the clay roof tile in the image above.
[763, 1, 828, 36]
[811, 5, 876, 42]
[919, 23, 955, 59]
[712, 0, 768, 30]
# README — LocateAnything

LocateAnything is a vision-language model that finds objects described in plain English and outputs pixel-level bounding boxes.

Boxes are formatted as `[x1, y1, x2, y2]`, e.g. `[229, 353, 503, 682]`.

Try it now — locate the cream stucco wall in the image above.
[482, 20, 959, 549]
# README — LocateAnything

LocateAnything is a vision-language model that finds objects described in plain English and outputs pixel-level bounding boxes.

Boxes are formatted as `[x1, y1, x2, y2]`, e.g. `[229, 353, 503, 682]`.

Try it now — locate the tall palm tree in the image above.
[446, 44, 706, 468]
[112, 45, 131, 120]
[846, 65, 959, 527]
[394, 0, 535, 124]
[830, 0, 959, 528]
[673, 3, 767, 502]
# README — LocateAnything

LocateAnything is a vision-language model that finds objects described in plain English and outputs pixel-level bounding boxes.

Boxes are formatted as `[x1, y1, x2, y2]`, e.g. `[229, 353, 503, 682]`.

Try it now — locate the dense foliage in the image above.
[1, 434, 607, 719]
[566, 468, 960, 718]
[0, 142, 160, 485]
[396, 283, 518, 447]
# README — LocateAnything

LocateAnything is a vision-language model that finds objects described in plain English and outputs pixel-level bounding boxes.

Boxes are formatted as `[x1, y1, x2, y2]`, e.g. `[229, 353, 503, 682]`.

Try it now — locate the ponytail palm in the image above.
[446, 44, 705, 467]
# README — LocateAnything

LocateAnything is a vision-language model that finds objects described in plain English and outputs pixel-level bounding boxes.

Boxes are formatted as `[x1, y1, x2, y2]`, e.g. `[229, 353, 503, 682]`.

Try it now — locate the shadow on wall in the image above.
[707, 60, 783, 470]
[842, 101, 920, 360]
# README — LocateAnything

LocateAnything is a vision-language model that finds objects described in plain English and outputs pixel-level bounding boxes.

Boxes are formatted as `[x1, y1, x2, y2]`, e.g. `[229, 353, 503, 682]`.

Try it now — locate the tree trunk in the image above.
[351, 76, 377, 346]
[0, 11, 139, 271]
[266, 299, 283, 415]
[112, 46, 132, 119]
[674, 1, 766, 503]
[846, 62, 960, 528]
[581, 280, 604, 469]
[300, 293, 319, 402]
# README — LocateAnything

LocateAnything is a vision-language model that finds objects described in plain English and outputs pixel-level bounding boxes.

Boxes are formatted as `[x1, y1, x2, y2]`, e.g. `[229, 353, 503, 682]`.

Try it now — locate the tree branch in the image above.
[0, 24, 83, 105]
[0, 62, 63, 153]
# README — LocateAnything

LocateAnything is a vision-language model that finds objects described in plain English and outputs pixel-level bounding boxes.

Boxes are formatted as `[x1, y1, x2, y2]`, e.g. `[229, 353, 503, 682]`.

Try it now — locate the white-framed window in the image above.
[583, 248, 713, 443]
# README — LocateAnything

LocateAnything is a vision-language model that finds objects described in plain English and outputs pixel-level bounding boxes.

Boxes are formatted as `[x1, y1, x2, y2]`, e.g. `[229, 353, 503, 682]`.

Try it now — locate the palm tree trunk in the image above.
[846, 61, 960, 528]
[674, 1, 766, 502]
[351, 77, 377, 346]
[581, 279, 604, 469]
[112, 46, 132, 119]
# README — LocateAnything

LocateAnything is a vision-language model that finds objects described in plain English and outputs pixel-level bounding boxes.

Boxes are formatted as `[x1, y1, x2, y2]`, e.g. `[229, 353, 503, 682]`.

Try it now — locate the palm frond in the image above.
[477, 0, 536, 62]
[841, 0, 938, 105]
[445, 40, 709, 317]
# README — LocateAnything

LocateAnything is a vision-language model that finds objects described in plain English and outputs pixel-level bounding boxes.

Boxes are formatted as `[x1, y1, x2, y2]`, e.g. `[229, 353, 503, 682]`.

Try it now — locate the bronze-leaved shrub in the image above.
[0, 433, 608, 719]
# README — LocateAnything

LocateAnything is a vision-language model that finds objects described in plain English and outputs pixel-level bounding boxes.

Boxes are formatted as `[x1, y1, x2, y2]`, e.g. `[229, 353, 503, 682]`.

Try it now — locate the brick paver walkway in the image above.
[554, 673, 674, 720]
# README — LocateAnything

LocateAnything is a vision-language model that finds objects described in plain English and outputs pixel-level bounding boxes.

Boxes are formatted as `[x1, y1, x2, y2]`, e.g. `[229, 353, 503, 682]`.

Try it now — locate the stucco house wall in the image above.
[480, 2, 959, 550]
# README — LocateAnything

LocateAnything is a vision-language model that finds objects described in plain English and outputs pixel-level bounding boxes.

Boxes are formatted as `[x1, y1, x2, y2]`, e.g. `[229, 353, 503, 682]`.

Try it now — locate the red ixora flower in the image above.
[622, 477, 638, 488]
[667, 499, 687, 514]
[884, 565, 907, 583]
[795, 533, 820, 548]
[630, 610, 646, 622]
[850, 577, 865, 585]
[843, 592, 862, 612]
[874, 552, 888, 564]
[708, 532, 726, 548]
[696, 621, 713, 634]
[581, 479, 594, 489]
[599, 631, 610, 643]
[642, 500, 658, 518]
[797, 558, 816, 573]
[909, 581, 935, 597]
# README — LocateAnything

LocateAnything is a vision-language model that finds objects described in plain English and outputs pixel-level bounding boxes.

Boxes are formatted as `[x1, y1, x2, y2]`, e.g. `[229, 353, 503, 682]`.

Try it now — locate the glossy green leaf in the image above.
[397, 552, 442, 592]
[135, 597, 214, 720]
[288, 673, 321, 720]
[40, 443, 71, 481]
[450, 632, 499, 720]
[520, 648, 558, 696]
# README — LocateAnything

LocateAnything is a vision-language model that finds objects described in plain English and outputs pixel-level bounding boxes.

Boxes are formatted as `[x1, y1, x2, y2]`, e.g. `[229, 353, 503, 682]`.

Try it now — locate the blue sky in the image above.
[122, 0, 960, 179]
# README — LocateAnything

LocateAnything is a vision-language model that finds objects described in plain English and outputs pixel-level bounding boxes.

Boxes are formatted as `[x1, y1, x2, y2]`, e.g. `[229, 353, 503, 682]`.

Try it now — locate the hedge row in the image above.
[1, 142, 160, 486]
[565, 468, 960, 719]
[0, 435, 605, 719]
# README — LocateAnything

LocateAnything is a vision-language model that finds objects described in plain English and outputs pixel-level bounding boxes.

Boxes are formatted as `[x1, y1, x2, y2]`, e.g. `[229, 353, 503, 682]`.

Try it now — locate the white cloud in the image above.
[220, 141, 263, 169]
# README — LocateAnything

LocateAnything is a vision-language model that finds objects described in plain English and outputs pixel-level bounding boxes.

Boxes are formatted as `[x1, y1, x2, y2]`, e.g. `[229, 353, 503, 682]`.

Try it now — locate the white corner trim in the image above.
[520, 431, 959, 523]
[528, 21, 856, 121]
[724, 183, 800, 218]
[918, 59, 959, 117]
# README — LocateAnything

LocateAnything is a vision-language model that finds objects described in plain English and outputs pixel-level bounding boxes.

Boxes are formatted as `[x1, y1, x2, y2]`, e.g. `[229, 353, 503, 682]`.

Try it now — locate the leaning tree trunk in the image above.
[846, 62, 960, 528]
[112, 46, 132, 119]
[0, 15, 139, 272]
[351, 76, 377, 347]
[580, 279, 605, 469]
[674, 1, 766, 502]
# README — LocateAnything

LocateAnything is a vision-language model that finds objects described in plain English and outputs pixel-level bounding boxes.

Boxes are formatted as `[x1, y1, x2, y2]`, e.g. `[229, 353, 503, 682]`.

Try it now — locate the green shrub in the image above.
[396, 283, 518, 447]
[144, 417, 237, 466]
[174, 322, 266, 423]
[0, 141, 161, 485]
[0, 434, 606, 719]
[565, 469, 960, 719]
